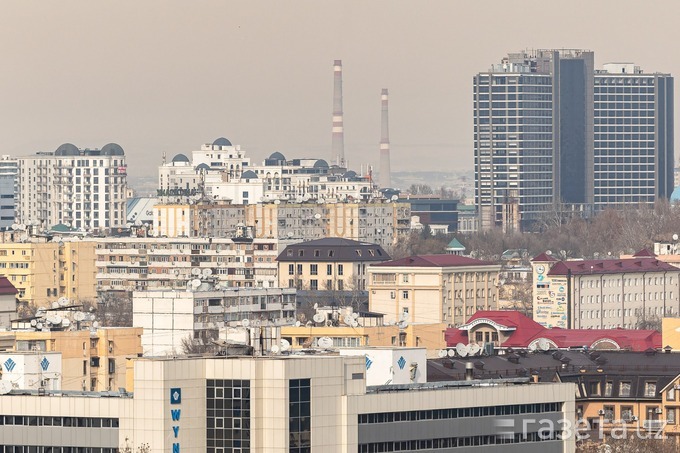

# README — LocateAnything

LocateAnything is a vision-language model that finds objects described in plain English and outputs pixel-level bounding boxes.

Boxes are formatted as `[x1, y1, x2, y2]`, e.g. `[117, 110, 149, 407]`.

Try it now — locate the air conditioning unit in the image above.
[631, 415, 639, 421]
[598, 410, 605, 416]
[655, 408, 663, 414]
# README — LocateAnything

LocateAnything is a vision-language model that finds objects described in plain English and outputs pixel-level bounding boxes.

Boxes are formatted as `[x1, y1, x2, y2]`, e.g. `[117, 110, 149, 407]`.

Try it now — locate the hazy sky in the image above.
[1, 1, 678, 180]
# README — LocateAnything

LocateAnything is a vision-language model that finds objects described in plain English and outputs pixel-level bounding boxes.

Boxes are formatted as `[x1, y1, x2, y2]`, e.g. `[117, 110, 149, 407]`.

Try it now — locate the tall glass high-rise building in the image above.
[474, 50, 673, 232]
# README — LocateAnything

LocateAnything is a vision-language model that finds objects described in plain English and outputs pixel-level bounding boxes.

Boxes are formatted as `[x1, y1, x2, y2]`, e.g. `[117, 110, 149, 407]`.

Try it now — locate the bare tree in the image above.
[577, 436, 678, 453]
[82, 292, 134, 327]
[120, 437, 150, 453]
[180, 333, 218, 355]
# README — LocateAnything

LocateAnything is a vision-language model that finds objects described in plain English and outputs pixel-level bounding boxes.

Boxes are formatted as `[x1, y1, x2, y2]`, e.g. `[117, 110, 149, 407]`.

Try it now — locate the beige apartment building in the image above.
[276, 238, 390, 291]
[531, 251, 680, 329]
[0, 238, 96, 306]
[368, 254, 501, 326]
[95, 236, 278, 296]
[0, 327, 142, 392]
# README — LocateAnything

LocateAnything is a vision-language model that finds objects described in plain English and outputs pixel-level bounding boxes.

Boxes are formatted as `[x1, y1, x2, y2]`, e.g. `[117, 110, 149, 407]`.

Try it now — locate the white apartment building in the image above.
[0, 354, 576, 453]
[17, 143, 127, 232]
[157, 138, 377, 205]
[95, 237, 279, 296]
[0, 156, 18, 230]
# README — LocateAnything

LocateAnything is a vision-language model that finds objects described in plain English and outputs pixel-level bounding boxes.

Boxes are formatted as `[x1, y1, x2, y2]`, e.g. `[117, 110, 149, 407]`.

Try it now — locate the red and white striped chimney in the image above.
[332, 60, 345, 166]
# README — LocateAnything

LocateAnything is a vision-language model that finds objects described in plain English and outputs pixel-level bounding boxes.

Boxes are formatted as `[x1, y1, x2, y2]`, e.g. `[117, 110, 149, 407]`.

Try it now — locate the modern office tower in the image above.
[16, 143, 128, 232]
[0, 156, 18, 230]
[332, 59, 345, 166]
[474, 50, 673, 232]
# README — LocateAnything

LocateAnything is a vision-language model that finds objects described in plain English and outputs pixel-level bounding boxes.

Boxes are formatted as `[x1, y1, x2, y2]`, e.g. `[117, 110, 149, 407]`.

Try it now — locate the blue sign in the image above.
[170, 388, 182, 404]
[3, 358, 16, 372]
[397, 356, 406, 370]
[365, 356, 373, 370]
[40, 357, 50, 371]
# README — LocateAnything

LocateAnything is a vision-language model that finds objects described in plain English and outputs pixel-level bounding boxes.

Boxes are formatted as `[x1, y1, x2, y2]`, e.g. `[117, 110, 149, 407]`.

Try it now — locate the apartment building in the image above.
[153, 201, 247, 238]
[531, 250, 680, 329]
[0, 239, 96, 306]
[368, 254, 501, 325]
[0, 277, 17, 328]
[17, 143, 127, 231]
[0, 327, 142, 392]
[95, 237, 279, 297]
[276, 238, 390, 292]
[0, 155, 18, 230]
[0, 354, 576, 452]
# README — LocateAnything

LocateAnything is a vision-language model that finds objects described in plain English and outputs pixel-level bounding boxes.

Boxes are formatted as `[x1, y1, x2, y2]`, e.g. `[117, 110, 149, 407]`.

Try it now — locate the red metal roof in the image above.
[633, 248, 656, 258]
[445, 310, 661, 351]
[373, 254, 493, 267]
[547, 258, 677, 276]
[0, 277, 17, 295]
[531, 252, 559, 262]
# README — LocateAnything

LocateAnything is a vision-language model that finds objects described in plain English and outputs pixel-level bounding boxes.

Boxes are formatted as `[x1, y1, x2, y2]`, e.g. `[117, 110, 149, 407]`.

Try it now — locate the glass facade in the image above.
[207, 379, 251, 453]
[289, 378, 311, 453]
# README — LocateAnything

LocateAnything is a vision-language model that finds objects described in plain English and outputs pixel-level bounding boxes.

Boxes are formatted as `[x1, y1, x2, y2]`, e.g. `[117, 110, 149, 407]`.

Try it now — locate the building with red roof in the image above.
[445, 310, 661, 352]
[531, 250, 680, 330]
[367, 254, 501, 325]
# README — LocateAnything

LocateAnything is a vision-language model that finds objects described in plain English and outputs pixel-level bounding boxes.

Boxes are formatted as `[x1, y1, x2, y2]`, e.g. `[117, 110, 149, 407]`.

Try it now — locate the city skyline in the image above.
[1, 1, 680, 180]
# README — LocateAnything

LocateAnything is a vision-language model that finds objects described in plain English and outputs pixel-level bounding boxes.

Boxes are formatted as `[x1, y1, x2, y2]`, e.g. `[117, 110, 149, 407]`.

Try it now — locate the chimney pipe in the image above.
[332, 60, 345, 166]
[379, 88, 392, 188]
[465, 362, 474, 381]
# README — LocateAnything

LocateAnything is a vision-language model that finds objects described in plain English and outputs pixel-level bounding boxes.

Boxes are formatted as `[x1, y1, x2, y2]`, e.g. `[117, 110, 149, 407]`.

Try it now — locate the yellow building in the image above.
[663, 318, 680, 350]
[0, 239, 97, 307]
[0, 327, 142, 392]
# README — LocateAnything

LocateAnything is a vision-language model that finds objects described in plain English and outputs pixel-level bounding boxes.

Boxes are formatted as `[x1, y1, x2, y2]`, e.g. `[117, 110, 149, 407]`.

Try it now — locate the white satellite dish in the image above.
[391, 195, 399, 201]
[74, 312, 86, 322]
[36, 322, 44, 330]
[242, 319, 250, 327]
[191, 279, 202, 289]
[447, 349, 455, 358]
[202, 268, 213, 277]
[270, 345, 280, 354]
[62, 318, 71, 328]
[274, 199, 281, 205]
[281, 339, 291, 352]
[51, 302, 60, 309]
[528, 342, 537, 352]
[58, 297, 69, 306]
[469, 344, 481, 356]
[318, 337, 333, 349]
[93, 321, 99, 328]
[396, 320, 408, 330]
[400, 311, 410, 322]
[36, 308, 45, 317]
[287, 231, 294, 237]
[538, 338, 551, 351]
[191, 268, 201, 276]
[312, 313, 325, 324]
[456, 343, 468, 357]
[0, 381, 12, 395]
[314, 213, 321, 219]
[295, 321, 301, 327]
[343, 315, 354, 326]
[295, 196, 304, 203]
[30, 319, 37, 327]
[47, 315, 62, 325]
[437, 349, 447, 358]
[11, 223, 19, 230]
[352, 312, 360, 319]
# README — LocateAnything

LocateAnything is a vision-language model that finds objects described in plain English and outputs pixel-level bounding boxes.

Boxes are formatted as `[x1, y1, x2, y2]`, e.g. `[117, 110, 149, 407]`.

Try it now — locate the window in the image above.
[589, 381, 601, 396]
[645, 381, 657, 398]
[475, 331, 483, 342]
[668, 386, 677, 401]
[310, 280, 318, 290]
[621, 406, 634, 422]
[605, 381, 613, 397]
[620, 381, 632, 397]
[668, 407, 676, 425]
[337, 280, 343, 290]
[310, 264, 318, 276]
[402, 291, 409, 299]
[603, 405, 615, 423]
[338, 264, 344, 276]
[289, 379, 311, 452]
[402, 274, 409, 283]
[297, 264, 302, 274]
[327, 264, 332, 275]
[288, 264, 294, 275]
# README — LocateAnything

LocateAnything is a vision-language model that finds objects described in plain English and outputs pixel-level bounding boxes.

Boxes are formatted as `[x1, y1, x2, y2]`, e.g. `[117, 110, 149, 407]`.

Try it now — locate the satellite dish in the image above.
[674, 233, 679, 241]
[191, 268, 201, 276]
[456, 343, 468, 357]
[313, 303, 318, 310]
[11, 223, 18, 230]
[295, 196, 304, 203]
[0, 381, 12, 395]
[281, 339, 291, 352]
[202, 268, 213, 277]
[352, 312, 360, 319]
[191, 279, 202, 289]
[528, 342, 537, 352]
[134, 220, 142, 227]
[51, 302, 60, 309]
[351, 320, 359, 328]
[469, 344, 481, 356]
[36, 322, 44, 330]
[274, 199, 281, 205]
[312, 313, 325, 324]
[36, 308, 45, 317]
[270, 345, 280, 354]
[74, 312, 86, 321]
[447, 349, 455, 358]
[30, 319, 37, 327]
[294, 321, 301, 327]
[437, 349, 447, 358]
[314, 213, 321, 219]
[62, 318, 71, 328]
[58, 297, 69, 306]
[317, 337, 333, 349]
[47, 315, 62, 325]
[174, 270, 180, 276]
[287, 232, 294, 237]
[538, 338, 550, 351]
[242, 319, 250, 328]
[92, 321, 100, 328]
[400, 311, 410, 322]
[343, 315, 354, 326]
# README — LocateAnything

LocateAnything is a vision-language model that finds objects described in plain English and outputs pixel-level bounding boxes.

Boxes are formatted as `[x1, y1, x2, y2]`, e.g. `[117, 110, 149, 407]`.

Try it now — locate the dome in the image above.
[171, 153, 190, 164]
[313, 159, 329, 168]
[212, 137, 233, 147]
[196, 163, 211, 172]
[100, 143, 125, 156]
[241, 170, 258, 179]
[268, 151, 286, 161]
[55, 143, 80, 156]
[343, 170, 357, 178]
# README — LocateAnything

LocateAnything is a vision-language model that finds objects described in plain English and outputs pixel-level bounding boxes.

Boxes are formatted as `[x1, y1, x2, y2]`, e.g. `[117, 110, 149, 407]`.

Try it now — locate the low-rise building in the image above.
[0, 354, 577, 452]
[368, 254, 501, 325]
[0, 277, 17, 328]
[531, 251, 680, 329]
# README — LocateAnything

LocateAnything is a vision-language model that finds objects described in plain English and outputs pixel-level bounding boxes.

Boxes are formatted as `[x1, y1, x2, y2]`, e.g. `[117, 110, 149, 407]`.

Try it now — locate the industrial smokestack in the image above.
[332, 60, 345, 166]
[379, 88, 392, 188]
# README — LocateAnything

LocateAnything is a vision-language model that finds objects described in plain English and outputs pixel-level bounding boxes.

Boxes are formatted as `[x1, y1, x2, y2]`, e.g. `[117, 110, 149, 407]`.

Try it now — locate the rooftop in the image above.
[374, 254, 493, 268]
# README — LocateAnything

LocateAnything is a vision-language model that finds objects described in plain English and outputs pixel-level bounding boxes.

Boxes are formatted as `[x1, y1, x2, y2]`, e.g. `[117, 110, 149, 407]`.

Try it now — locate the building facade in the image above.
[17, 143, 128, 232]
[0, 156, 18, 230]
[0, 354, 576, 452]
[368, 254, 501, 325]
[474, 50, 673, 231]
[531, 251, 680, 329]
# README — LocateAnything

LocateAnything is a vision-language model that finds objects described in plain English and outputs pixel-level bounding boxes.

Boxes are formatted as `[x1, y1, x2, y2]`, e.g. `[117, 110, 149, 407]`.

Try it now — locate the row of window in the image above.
[358, 402, 561, 424]
[0, 448, 116, 453]
[0, 416, 119, 428]
[288, 263, 344, 276]
[579, 276, 674, 289]
[359, 431, 559, 452]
